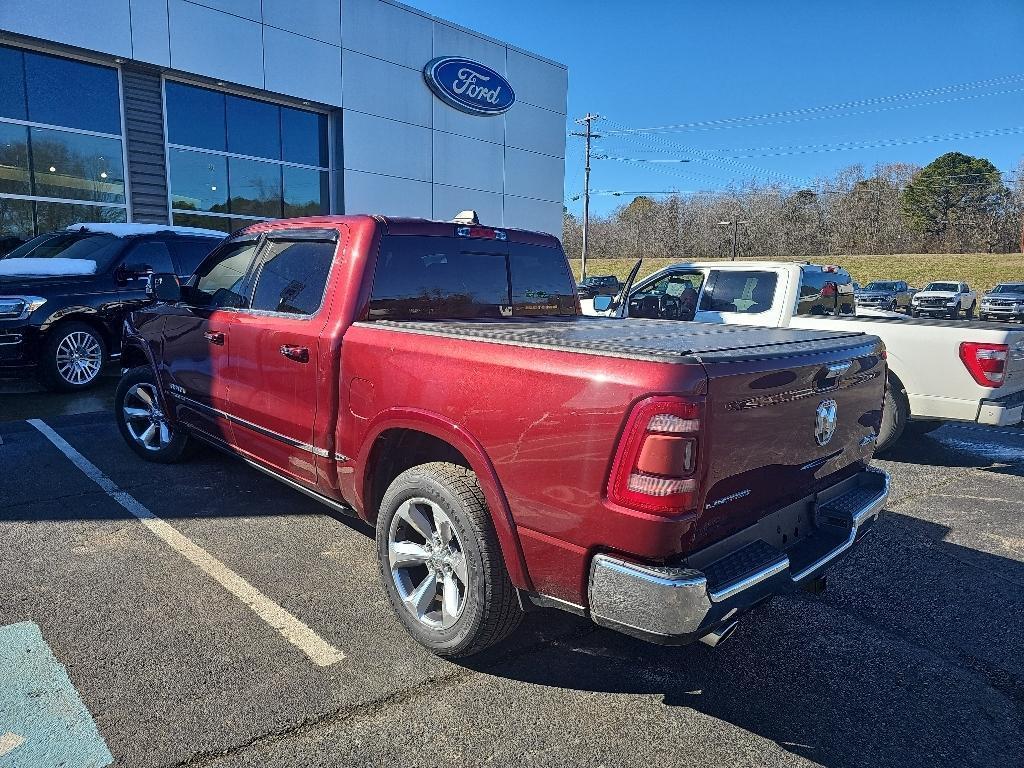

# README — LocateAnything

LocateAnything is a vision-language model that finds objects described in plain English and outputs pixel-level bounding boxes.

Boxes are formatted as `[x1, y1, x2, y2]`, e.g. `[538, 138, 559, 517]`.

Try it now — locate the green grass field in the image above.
[576, 253, 1024, 291]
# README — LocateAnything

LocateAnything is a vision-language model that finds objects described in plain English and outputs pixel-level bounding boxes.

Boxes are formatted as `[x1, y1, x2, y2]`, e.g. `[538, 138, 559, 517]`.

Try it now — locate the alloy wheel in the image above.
[55, 331, 103, 385]
[388, 497, 469, 630]
[122, 383, 173, 452]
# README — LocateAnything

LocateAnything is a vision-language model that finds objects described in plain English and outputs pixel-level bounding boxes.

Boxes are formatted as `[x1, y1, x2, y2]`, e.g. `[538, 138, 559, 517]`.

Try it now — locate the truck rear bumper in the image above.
[587, 467, 889, 645]
[977, 388, 1024, 426]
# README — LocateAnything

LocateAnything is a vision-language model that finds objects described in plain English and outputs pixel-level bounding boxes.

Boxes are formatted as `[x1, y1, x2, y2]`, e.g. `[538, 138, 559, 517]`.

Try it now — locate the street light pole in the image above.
[571, 113, 601, 280]
[717, 219, 750, 261]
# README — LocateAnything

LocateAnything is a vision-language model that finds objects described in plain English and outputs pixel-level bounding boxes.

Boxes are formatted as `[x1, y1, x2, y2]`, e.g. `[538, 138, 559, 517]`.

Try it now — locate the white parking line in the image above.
[27, 419, 344, 667]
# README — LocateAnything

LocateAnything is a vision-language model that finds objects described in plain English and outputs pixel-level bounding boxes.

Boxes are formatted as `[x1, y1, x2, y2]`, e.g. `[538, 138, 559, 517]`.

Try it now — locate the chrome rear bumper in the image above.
[588, 467, 889, 644]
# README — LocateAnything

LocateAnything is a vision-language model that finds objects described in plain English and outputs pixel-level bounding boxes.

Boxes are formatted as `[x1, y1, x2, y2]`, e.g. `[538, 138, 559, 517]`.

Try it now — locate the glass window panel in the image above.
[226, 94, 281, 160]
[281, 107, 328, 167]
[508, 242, 577, 316]
[228, 157, 282, 218]
[25, 51, 120, 135]
[0, 123, 30, 195]
[250, 239, 335, 315]
[189, 239, 261, 309]
[171, 212, 234, 233]
[33, 201, 126, 236]
[165, 81, 226, 152]
[169, 149, 228, 214]
[30, 128, 125, 203]
[123, 240, 175, 274]
[699, 271, 778, 314]
[369, 236, 510, 319]
[163, 236, 223, 276]
[282, 166, 329, 217]
[0, 46, 27, 121]
[0, 197, 34, 250]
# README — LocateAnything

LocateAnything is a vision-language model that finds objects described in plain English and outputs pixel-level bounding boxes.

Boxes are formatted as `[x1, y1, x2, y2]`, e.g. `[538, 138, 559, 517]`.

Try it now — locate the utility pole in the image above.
[571, 113, 601, 280]
[717, 219, 750, 261]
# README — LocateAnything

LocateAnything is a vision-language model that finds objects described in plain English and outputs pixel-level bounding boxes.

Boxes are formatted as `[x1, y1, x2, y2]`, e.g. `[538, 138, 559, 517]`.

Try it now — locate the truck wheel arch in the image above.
[358, 410, 533, 592]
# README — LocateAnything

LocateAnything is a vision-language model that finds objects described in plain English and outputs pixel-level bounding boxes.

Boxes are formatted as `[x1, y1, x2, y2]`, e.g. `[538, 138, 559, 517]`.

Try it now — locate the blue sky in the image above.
[410, 0, 1024, 216]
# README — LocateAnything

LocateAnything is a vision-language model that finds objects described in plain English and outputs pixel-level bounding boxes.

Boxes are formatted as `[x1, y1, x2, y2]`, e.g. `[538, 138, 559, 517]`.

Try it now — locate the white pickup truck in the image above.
[584, 260, 1024, 451]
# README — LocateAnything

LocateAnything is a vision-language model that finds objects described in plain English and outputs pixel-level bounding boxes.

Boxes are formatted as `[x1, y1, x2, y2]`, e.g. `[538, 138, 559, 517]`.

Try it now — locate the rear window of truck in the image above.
[368, 235, 576, 320]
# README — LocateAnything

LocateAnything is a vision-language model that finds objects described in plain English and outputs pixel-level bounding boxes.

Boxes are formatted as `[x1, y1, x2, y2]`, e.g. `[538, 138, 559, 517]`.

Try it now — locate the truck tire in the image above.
[38, 321, 106, 391]
[966, 302, 976, 319]
[875, 377, 908, 454]
[115, 366, 193, 463]
[979, 313, 989, 322]
[376, 462, 522, 658]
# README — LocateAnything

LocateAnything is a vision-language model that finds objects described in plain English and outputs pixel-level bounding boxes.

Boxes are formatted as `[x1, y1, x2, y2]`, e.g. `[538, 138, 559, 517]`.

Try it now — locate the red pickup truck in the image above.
[117, 215, 889, 657]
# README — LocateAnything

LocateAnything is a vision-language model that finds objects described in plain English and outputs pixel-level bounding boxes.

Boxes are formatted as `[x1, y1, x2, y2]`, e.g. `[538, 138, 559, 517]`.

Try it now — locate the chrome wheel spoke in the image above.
[397, 500, 434, 540]
[123, 406, 149, 419]
[159, 422, 171, 446]
[405, 571, 437, 619]
[389, 540, 431, 569]
[441, 572, 460, 627]
[139, 423, 157, 447]
[134, 387, 153, 407]
[449, 551, 468, 586]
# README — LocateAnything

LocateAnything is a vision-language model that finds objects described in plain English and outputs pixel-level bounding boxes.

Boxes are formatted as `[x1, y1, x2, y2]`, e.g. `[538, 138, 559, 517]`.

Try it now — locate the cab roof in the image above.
[237, 215, 561, 247]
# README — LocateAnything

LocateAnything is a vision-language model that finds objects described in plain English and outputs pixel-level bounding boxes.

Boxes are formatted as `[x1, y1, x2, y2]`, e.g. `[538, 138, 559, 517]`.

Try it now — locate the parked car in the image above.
[910, 281, 977, 319]
[0, 223, 223, 390]
[576, 274, 622, 299]
[586, 261, 1024, 452]
[979, 282, 1024, 322]
[117, 214, 889, 658]
[855, 280, 915, 312]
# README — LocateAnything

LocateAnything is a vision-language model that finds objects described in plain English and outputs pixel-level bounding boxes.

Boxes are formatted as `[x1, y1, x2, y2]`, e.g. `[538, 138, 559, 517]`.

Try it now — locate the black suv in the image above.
[576, 274, 622, 299]
[0, 223, 223, 390]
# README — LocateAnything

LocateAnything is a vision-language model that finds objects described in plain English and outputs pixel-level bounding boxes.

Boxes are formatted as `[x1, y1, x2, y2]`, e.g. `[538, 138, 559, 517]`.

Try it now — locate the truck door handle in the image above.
[280, 344, 310, 363]
[204, 330, 225, 345]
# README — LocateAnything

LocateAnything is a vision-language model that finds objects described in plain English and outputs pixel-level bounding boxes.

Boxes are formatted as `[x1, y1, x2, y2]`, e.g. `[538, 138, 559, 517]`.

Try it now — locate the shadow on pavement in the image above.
[465, 511, 1024, 768]
[879, 424, 1024, 470]
[0, 370, 118, 422]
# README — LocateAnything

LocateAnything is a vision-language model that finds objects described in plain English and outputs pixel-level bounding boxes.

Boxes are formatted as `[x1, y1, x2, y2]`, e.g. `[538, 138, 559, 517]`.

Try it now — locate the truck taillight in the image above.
[959, 342, 1008, 387]
[607, 396, 702, 515]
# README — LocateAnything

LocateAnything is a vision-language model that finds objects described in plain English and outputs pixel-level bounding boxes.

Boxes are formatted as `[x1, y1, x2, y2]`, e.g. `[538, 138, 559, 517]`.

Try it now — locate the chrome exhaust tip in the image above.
[699, 620, 738, 648]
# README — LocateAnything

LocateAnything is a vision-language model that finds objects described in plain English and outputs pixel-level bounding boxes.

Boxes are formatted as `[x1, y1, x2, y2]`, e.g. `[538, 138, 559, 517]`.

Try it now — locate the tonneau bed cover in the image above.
[362, 317, 877, 364]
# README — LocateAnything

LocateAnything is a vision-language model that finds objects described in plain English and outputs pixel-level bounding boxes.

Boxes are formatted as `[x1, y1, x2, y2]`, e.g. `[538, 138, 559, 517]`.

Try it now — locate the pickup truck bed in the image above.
[368, 317, 876, 364]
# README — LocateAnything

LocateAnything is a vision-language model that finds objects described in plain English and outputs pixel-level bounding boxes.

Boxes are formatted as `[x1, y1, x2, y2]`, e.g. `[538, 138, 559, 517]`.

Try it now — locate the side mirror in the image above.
[593, 294, 614, 312]
[150, 273, 182, 302]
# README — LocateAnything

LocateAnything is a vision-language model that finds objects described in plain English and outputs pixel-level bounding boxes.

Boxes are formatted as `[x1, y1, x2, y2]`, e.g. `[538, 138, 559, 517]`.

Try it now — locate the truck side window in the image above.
[165, 237, 222, 277]
[797, 268, 855, 316]
[249, 239, 335, 315]
[699, 271, 777, 314]
[190, 239, 260, 309]
[508, 242, 576, 316]
[368, 236, 510, 319]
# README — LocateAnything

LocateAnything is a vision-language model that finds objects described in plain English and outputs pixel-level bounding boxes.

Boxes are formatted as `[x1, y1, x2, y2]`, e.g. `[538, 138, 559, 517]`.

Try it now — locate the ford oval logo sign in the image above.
[423, 57, 515, 116]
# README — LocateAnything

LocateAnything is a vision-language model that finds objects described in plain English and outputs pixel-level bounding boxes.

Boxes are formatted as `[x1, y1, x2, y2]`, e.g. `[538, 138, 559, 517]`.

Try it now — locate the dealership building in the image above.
[0, 0, 567, 246]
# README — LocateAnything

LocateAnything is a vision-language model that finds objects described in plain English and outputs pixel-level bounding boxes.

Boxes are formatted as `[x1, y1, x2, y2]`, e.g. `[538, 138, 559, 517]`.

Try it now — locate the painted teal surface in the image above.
[0, 622, 112, 767]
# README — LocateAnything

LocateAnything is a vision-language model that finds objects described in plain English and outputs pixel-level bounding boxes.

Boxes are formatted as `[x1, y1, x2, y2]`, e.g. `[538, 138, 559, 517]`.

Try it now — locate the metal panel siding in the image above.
[121, 67, 170, 223]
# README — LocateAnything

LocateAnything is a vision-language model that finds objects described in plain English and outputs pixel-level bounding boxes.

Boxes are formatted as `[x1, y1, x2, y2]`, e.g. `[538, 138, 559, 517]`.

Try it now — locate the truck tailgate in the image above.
[690, 333, 885, 551]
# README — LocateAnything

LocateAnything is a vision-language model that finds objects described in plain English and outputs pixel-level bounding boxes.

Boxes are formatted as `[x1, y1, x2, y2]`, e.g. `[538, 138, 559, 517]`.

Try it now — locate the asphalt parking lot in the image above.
[1, 383, 1022, 768]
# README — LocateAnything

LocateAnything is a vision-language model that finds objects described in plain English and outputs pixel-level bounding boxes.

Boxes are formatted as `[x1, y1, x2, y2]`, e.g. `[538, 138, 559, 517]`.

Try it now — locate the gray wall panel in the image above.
[122, 67, 170, 223]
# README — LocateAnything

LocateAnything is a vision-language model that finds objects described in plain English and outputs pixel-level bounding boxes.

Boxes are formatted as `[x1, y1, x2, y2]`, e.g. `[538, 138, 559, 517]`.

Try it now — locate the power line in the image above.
[603, 73, 1024, 135]
[598, 86, 1024, 135]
